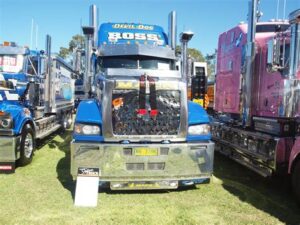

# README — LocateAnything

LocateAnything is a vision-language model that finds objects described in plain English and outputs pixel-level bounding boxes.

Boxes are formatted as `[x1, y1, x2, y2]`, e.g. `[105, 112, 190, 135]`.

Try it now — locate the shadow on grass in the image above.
[214, 152, 300, 225]
[37, 129, 76, 199]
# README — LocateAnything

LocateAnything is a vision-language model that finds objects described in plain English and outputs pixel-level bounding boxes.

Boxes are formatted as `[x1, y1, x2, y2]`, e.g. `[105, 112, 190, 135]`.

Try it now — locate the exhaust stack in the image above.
[242, 0, 259, 127]
[45, 34, 52, 113]
[168, 11, 177, 50]
[180, 31, 194, 84]
[82, 4, 98, 98]
[89, 4, 98, 48]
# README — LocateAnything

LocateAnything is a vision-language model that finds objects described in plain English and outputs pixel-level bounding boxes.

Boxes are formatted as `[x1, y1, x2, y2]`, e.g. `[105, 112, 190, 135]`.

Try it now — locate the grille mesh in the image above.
[112, 90, 180, 135]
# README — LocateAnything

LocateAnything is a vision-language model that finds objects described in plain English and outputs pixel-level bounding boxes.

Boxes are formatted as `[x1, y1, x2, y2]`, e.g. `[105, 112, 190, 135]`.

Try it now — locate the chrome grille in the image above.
[112, 90, 181, 135]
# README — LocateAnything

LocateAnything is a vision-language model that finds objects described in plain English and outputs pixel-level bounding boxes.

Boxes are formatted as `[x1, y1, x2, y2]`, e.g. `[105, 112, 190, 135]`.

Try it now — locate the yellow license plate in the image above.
[135, 148, 158, 156]
[193, 98, 204, 107]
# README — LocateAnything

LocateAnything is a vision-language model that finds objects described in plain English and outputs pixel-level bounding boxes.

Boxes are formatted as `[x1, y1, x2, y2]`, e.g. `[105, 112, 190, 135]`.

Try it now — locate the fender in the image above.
[73, 99, 103, 142]
[187, 101, 211, 141]
[188, 101, 210, 125]
[288, 137, 300, 174]
[75, 99, 102, 125]
[0, 102, 34, 135]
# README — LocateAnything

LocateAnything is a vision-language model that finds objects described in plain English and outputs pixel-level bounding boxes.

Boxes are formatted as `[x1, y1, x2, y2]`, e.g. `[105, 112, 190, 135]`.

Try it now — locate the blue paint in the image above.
[73, 134, 104, 142]
[73, 99, 103, 142]
[187, 101, 211, 141]
[1, 73, 28, 97]
[188, 101, 210, 125]
[0, 102, 32, 135]
[75, 79, 83, 85]
[186, 134, 211, 141]
[75, 99, 102, 125]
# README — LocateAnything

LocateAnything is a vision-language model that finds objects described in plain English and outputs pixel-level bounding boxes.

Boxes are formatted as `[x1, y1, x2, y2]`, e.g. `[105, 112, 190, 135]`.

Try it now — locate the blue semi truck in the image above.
[71, 8, 214, 190]
[0, 36, 75, 172]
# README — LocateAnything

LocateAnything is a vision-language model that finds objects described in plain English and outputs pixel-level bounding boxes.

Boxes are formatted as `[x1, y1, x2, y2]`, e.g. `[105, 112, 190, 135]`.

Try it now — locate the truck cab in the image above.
[71, 11, 214, 190]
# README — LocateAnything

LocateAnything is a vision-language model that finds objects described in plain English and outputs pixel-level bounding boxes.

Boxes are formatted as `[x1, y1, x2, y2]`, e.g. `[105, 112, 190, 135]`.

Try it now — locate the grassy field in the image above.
[0, 130, 299, 225]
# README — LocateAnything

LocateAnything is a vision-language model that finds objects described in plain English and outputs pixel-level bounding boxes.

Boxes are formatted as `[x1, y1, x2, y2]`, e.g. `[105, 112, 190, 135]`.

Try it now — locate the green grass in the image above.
[0, 130, 299, 225]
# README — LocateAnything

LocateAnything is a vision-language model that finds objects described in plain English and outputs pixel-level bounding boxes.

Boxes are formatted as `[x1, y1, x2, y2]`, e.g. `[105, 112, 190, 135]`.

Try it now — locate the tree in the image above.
[175, 45, 205, 62]
[205, 51, 217, 81]
[58, 47, 70, 59]
[69, 34, 85, 52]
[58, 34, 85, 59]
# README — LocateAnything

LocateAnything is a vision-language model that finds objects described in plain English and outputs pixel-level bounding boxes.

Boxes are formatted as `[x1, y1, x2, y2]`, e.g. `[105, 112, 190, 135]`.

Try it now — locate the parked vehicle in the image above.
[71, 6, 214, 190]
[211, 0, 300, 201]
[0, 36, 75, 172]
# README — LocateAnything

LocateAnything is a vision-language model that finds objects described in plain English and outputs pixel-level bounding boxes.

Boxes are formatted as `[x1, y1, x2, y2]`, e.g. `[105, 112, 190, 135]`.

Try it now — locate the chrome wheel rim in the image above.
[24, 133, 33, 158]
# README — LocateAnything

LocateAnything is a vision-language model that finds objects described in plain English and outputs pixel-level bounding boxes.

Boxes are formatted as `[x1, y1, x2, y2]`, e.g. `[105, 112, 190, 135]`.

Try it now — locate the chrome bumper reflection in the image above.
[71, 141, 215, 183]
[0, 135, 21, 162]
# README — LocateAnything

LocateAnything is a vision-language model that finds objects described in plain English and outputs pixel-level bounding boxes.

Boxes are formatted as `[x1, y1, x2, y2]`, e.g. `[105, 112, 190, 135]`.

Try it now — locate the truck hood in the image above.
[0, 72, 28, 97]
[0, 102, 24, 119]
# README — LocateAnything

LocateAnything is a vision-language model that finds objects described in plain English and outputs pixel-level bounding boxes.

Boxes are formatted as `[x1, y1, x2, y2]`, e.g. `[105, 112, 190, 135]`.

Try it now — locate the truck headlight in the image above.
[188, 124, 210, 135]
[74, 123, 101, 135]
[0, 112, 13, 129]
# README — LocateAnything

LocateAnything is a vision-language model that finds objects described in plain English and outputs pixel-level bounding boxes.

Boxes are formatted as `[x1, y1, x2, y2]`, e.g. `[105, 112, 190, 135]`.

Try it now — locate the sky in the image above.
[0, 0, 300, 56]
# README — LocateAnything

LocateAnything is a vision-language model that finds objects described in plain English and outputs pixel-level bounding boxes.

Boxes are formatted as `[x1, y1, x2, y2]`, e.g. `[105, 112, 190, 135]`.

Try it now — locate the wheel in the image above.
[61, 113, 72, 131]
[292, 161, 300, 203]
[17, 124, 35, 166]
[66, 113, 73, 129]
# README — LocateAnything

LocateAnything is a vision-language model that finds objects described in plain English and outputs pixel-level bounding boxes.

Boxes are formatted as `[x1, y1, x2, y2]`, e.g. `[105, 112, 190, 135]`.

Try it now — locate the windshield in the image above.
[97, 56, 174, 71]
[0, 54, 24, 73]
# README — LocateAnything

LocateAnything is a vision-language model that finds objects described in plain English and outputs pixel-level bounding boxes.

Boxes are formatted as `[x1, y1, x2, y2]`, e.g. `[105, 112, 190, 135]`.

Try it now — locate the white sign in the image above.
[74, 168, 100, 207]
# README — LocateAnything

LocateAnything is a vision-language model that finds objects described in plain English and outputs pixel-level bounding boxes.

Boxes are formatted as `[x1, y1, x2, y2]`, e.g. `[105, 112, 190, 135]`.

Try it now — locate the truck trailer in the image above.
[71, 8, 214, 190]
[0, 36, 75, 173]
[212, 0, 300, 201]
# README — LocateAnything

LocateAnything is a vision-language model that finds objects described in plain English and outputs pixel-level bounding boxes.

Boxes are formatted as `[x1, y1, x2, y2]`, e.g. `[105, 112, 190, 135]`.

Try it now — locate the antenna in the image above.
[276, 0, 280, 20]
[80, 18, 83, 35]
[35, 24, 38, 50]
[283, 0, 287, 19]
[30, 19, 34, 49]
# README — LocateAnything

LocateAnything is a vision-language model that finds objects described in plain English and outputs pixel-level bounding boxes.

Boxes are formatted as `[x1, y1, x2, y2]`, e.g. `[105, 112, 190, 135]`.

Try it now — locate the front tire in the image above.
[18, 124, 35, 166]
[292, 161, 300, 203]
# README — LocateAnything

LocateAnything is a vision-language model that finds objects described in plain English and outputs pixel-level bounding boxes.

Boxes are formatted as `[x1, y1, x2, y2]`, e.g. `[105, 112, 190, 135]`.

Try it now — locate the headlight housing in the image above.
[74, 123, 101, 135]
[188, 124, 210, 136]
[0, 112, 13, 129]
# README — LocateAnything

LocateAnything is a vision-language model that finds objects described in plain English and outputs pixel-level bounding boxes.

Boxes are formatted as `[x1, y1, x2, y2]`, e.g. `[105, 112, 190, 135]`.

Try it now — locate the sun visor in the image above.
[99, 44, 176, 60]
[0, 46, 27, 55]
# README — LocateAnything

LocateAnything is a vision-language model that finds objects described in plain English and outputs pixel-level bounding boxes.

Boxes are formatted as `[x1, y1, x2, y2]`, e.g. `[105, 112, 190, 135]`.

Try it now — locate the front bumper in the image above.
[0, 135, 21, 172]
[0, 135, 21, 161]
[71, 140, 214, 188]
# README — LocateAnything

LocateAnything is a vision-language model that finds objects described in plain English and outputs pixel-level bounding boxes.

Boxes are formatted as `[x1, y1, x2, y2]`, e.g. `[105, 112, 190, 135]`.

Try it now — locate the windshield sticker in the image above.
[112, 24, 154, 30]
[0, 56, 17, 66]
[0, 55, 24, 73]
